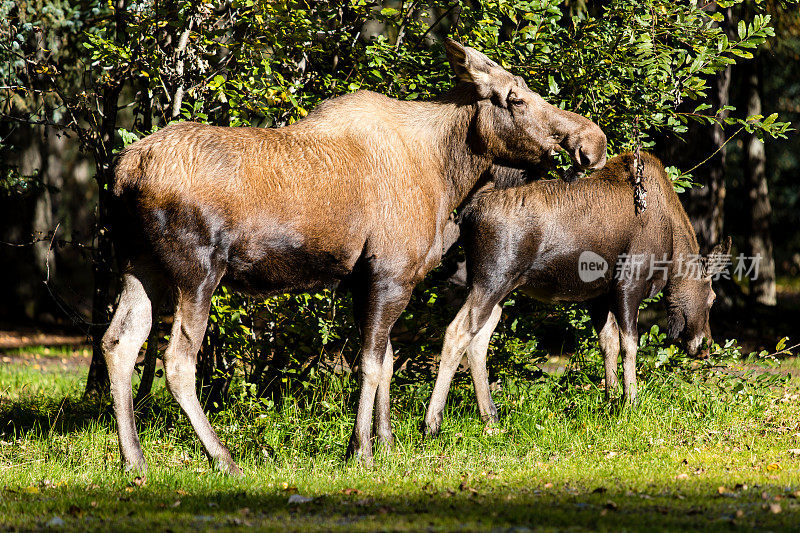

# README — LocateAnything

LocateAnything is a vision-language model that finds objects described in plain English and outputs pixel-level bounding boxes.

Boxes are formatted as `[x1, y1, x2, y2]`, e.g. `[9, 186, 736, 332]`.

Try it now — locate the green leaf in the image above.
[776, 336, 788, 352]
[547, 75, 559, 95]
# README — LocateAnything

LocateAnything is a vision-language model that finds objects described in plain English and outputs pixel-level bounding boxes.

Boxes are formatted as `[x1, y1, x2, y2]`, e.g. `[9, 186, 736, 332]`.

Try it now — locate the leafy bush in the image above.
[4, 0, 793, 403]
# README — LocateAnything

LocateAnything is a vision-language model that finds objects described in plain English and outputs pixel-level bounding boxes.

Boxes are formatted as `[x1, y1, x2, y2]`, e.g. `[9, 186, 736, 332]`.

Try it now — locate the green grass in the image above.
[1, 352, 800, 531]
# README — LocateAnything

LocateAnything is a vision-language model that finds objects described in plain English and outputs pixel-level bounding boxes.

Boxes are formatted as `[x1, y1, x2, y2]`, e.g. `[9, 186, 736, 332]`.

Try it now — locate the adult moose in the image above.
[424, 153, 731, 436]
[104, 39, 606, 474]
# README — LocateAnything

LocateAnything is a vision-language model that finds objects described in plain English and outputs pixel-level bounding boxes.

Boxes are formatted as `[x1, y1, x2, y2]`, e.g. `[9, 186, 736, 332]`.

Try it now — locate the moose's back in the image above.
[112, 94, 459, 294]
[460, 154, 679, 302]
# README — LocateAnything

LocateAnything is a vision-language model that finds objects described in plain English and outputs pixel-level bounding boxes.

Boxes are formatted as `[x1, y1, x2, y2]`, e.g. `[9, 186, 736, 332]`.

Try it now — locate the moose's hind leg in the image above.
[374, 340, 396, 449]
[103, 268, 162, 472]
[589, 301, 621, 400]
[466, 304, 503, 425]
[163, 291, 241, 475]
[424, 290, 505, 436]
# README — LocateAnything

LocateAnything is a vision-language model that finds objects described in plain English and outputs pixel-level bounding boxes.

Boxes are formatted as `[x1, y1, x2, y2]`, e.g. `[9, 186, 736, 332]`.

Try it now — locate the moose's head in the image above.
[445, 39, 607, 179]
[666, 237, 732, 357]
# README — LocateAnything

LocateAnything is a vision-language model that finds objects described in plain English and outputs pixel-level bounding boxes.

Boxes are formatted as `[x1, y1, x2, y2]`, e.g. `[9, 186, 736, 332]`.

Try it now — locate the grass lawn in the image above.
[1, 347, 800, 531]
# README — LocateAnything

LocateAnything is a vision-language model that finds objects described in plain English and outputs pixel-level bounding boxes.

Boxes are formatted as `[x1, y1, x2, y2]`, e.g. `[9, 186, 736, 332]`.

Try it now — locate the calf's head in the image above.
[445, 39, 607, 177]
[666, 237, 732, 357]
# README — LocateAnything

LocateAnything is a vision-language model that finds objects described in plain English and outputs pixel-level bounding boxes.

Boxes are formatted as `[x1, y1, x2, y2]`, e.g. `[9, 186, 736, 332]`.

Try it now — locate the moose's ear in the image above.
[704, 236, 733, 279]
[444, 38, 510, 98]
[667, 309, 686, 339]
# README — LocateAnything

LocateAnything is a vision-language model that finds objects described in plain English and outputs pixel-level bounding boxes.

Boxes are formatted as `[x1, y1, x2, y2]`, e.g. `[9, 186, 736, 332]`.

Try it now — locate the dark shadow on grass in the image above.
[2, 481, 799, 531]
[0, 395, 181, 440]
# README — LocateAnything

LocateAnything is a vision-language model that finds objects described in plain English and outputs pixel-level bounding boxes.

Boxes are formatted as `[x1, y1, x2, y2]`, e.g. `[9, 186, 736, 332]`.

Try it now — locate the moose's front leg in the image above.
[588, 300, 621, 400]
[347, 277, 412, 464]
[615, 292, 642, 406]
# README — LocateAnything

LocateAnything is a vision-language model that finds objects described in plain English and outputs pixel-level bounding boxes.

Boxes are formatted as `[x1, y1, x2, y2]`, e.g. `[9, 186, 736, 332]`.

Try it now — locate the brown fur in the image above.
[424, 153, 731, 434]
[103, 40, 607, 473]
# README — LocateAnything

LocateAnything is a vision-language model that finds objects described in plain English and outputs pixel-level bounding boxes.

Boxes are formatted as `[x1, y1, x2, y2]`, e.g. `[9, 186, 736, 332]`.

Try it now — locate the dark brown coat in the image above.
[424, 153, 731, 435]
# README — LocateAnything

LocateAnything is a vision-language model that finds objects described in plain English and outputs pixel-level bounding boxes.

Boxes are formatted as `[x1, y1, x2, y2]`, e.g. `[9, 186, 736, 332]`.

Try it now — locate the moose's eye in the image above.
[507, 92, 525, 107]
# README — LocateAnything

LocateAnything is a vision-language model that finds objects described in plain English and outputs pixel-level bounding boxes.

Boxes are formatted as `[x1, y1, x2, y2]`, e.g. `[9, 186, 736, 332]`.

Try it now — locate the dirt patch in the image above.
[0, 328, 89, 351]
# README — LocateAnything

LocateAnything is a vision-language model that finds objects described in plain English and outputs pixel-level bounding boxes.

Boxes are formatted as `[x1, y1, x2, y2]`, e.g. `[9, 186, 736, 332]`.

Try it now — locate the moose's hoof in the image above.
[345, 439, 375, 467]
[122, 456, 148, 474]
[422, 413, 443, 438]
[421, 422, 441, 438]
[376, 433, 395, 451]
[212, 456, 243, 476]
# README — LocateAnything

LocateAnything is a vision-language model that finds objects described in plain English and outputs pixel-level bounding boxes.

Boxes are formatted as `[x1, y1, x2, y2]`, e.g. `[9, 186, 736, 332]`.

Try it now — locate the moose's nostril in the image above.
[577, 148, 590, 167]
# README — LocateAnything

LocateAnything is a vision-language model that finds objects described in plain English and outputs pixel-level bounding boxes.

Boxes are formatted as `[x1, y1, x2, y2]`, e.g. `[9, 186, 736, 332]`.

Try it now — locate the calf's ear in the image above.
[704, 236, 733, 279]
[444, 38, 512, 99]
[667, 310, 685, 339]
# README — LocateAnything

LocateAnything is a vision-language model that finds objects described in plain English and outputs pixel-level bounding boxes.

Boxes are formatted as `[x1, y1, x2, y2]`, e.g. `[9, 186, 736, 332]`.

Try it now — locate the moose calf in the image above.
[424, 153, 731, 435]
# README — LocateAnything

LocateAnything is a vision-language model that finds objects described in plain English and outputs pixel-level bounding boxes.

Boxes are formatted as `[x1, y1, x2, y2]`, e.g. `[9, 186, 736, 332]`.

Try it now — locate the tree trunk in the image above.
[84, 0, 129, 398]
[742, 54, 776, 305]
[679, 6, 734, 252]
[83, 84, 124, 398]
[685, 67, 731, 251]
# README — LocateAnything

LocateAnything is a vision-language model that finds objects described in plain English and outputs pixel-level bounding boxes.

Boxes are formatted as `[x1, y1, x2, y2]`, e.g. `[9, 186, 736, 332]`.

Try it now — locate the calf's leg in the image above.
[424, 290, 504, 436]
[614, 294, 641, 405]
[466, 303, 503, 424]
[103, 267, 162, 472]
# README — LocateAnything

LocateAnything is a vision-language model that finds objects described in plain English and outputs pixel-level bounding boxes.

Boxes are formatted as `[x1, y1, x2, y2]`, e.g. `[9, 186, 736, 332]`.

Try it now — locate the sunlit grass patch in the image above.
[1, 342, 799, 530]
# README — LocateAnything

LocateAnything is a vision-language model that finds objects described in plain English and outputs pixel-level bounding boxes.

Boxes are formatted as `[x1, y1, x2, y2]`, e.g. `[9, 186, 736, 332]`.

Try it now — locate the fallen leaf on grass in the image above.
[766, 462, 781, 471]
[483, 426, 507, 436]
[171, 500, 181, 508]
[676, 473, 689, 480]
[768, 503, 782, 514]
[341, 488, 361, 496]
[23, 486, 39, 494]
[543, 482, 554, 489]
